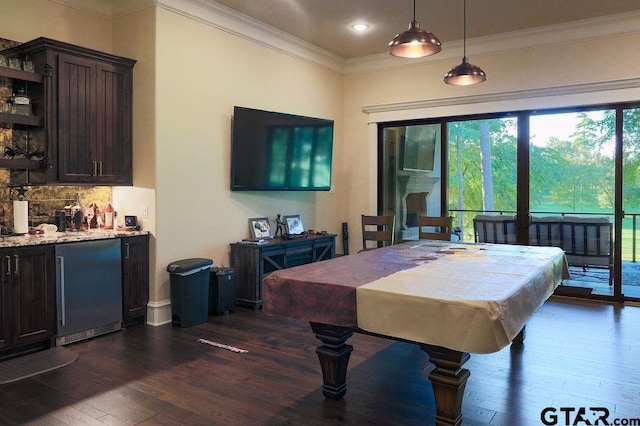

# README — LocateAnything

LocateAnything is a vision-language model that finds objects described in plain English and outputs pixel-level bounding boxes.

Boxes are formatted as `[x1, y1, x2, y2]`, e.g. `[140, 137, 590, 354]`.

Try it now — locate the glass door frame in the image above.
[377, 119, 449, 240]
[616, 103, 640, 303]
[614, 105, 623, 302]
[377, 103, 640, 303]
[526, 106, 622, 302]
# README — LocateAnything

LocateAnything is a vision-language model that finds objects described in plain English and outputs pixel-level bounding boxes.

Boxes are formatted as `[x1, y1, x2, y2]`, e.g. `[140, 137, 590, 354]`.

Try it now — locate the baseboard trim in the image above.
[146, 299, 172, 326]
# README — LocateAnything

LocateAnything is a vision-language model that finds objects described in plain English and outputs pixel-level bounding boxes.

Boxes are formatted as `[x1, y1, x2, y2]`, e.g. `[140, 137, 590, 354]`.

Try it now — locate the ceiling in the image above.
[209, 0, 640, 59]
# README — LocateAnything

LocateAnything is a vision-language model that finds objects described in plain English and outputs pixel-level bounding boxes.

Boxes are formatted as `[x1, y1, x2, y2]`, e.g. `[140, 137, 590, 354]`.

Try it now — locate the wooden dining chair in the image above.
[361, 214, 395, 251]
[418, 215, 453, 241]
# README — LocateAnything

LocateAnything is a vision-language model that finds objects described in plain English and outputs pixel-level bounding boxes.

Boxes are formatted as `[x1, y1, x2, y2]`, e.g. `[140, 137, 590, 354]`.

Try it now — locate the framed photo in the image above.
[248, 217, 272, 239]
[284, 214, 304, 235]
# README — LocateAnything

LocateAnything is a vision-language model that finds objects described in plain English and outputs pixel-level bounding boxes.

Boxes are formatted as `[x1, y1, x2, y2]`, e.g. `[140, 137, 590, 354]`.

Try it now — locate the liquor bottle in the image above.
[88, 203, 98, 229]
[71, 192, 84, 231]
[103, 202, 114, 229]
[12, 87, 31, 116]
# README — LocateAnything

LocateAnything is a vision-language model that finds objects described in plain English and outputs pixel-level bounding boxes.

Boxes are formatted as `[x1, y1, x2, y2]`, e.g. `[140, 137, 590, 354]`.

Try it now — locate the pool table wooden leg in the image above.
[421, 344, 471, 426]
[310, 322, 354, 400]
[513, 325, 526, 344]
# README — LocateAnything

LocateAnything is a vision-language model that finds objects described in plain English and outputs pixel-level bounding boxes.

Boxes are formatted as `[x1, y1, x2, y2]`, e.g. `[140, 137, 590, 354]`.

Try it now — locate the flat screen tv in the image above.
[401, 125, 437, 173]
[231, 106, 334, 191]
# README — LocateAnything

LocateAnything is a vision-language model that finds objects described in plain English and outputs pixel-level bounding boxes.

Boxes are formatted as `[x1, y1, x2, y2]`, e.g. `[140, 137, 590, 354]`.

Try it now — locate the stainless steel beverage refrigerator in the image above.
[55, 239, 123, 345]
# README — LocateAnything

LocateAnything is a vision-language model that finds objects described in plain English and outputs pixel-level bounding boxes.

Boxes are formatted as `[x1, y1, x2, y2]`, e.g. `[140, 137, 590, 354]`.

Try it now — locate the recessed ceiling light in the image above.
[352, 23, 369, 32]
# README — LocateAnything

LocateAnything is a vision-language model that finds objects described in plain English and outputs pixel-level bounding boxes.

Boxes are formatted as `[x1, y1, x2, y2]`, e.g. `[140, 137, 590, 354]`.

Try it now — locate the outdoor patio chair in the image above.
[473, 214, 517, 244]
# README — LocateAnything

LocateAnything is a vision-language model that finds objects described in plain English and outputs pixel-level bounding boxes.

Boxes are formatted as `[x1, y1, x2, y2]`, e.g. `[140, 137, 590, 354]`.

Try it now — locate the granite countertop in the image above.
[0, 229, 149, 248]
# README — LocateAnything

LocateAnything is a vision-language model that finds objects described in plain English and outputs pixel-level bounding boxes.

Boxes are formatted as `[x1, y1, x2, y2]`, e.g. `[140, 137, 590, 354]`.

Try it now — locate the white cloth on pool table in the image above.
[356, 244, 568, 354]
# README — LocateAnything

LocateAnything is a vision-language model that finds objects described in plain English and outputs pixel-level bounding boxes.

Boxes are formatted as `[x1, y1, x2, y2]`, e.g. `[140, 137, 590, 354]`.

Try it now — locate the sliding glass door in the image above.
[622, 106, 640, 301]
[380, 123, 443, 243]
[447, 117, 518, 242]
[529, 110, 616, 298]
[380, 102, 640, 302]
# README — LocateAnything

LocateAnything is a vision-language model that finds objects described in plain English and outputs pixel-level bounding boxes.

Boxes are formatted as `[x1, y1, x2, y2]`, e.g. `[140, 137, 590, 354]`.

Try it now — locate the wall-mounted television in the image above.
[231, 106, 334, 191]
[401, 125, 437, 173]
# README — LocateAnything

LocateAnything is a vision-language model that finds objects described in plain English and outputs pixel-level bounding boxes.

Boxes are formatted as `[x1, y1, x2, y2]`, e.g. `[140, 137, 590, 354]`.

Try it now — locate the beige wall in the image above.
[3, 0, 639, 324]
[343, 32, 640, 254]
[0, 0, 112, 50]
[149, 7, 344, 321]
[111, 6, 158, 304]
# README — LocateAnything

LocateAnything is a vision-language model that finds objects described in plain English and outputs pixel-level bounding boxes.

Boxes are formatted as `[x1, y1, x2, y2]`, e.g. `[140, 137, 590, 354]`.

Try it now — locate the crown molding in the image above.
[362, 77, 640, 119]
[50, 0, 154, 17]
[154, 0, 345, 72]
[50, 0, 115, 16]
[346, 10, 640, 75]
[51, 1, 640, 76]
[111, 0, 155, 16]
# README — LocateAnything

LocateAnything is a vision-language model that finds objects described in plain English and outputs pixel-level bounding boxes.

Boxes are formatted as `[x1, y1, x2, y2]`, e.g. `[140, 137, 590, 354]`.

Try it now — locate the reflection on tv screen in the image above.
[231, 106, 334, 191]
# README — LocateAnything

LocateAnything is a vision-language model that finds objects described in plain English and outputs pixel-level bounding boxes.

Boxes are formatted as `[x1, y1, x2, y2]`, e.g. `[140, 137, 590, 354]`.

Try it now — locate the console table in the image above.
[230, 234, 336, 309]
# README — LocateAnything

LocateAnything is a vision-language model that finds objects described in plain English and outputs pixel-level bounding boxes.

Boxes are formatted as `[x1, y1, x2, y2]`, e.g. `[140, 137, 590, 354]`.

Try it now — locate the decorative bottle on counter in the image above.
[87, 203, 99, 229]
[71, 192, 84, 231]
[103, 203, 114, 229]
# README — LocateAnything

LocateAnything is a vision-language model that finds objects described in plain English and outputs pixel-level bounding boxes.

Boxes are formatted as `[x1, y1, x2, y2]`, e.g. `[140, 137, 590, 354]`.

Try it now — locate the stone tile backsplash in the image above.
[0, 178, 112, 231]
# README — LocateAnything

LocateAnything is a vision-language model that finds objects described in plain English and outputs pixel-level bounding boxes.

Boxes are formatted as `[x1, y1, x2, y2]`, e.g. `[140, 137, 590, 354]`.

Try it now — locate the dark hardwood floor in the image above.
[1, 297, 640, 425]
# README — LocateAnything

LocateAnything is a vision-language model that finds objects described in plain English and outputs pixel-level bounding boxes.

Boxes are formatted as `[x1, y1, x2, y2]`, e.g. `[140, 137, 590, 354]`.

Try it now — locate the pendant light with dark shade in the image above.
[444, 0, 487, 85]
[387, 0, 441, 58]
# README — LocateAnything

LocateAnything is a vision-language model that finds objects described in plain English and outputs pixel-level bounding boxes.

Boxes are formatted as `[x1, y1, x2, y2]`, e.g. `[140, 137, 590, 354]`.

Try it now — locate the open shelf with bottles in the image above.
[0, 65, 44, 124]
[0, 64, 45, 171]
[0, 65, 43, 84]
[0, 158, 42, 169]
[0, 111, 43, 127]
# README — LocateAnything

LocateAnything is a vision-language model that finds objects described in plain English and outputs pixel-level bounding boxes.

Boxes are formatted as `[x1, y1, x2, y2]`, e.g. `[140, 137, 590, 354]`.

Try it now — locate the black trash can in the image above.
[209, 267, 236, 316]
[167, 258, 213, 327]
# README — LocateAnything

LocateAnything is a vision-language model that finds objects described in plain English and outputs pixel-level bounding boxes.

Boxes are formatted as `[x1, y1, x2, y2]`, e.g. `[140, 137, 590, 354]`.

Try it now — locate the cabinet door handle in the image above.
[93, 160, 98, 176]
[13, 255, 18, 275]
[56, 256, 66, 327]
[125, 243, 130, 259]
[5, 255, 10, 276]
[99, 161, 104, 176]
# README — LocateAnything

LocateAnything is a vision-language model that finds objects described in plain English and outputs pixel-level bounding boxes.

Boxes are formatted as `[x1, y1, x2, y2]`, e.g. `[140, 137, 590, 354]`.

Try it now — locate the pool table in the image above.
[263, 241, 568, 426]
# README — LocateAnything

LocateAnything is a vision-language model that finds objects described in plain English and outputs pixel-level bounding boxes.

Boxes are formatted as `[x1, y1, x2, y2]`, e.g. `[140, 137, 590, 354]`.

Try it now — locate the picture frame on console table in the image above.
[284, 214, 304, 235]
[248, 217, 272, 239]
